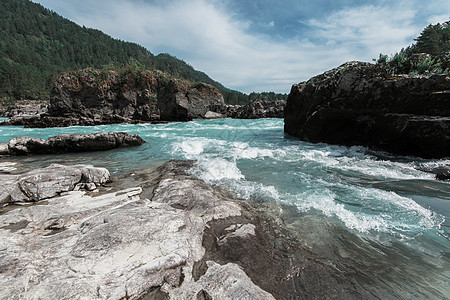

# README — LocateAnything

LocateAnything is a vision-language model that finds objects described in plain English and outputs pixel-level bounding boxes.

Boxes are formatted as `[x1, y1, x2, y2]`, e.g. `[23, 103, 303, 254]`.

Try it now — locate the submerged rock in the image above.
[284, 61, 450, 158]
[2, 131, 145, 155]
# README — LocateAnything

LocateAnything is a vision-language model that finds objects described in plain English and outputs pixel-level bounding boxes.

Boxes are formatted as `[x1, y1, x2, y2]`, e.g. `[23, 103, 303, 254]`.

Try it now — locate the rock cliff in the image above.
[2, 69, 226, 127]
[284, 61, 450, 158]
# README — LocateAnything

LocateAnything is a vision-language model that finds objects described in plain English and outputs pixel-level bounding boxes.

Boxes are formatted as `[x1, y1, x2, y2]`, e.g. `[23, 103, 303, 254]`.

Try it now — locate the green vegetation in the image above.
[0, 0, 246, 103]
[375, 20, 450, 75]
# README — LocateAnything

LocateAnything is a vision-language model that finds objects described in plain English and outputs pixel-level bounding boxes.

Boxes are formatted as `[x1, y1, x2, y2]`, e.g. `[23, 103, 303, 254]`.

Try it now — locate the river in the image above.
[1, 118, 449, 299]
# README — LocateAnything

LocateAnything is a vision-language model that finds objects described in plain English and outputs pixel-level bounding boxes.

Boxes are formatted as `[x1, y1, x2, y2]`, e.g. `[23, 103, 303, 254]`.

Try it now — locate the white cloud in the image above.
[306, 4, 420, 58]
[427, 14, 449, 25]
[33, 0, 445, 93]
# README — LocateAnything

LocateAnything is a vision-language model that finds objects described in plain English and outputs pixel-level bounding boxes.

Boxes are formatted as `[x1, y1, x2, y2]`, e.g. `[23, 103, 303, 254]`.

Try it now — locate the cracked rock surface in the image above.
[0, 161, 275, 299]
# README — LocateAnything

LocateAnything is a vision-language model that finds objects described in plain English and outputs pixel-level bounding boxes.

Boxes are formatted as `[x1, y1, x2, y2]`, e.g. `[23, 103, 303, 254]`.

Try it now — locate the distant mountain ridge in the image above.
[0, 0, 248, 103]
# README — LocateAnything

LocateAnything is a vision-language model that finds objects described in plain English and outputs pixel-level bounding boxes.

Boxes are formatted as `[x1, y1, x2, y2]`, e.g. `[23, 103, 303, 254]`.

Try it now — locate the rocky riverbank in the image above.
[284, 61, 450, 158]
[0, 160, 371, 299]
[0, 132, 145, 156]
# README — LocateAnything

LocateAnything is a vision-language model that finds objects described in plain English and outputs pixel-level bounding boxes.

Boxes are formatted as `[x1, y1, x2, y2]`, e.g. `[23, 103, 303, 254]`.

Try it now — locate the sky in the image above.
[32, 0, 449, 93]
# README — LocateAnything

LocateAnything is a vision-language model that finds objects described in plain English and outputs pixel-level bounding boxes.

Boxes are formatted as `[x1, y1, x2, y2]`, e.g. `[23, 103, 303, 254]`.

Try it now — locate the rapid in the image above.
[1, 118, 449, 299]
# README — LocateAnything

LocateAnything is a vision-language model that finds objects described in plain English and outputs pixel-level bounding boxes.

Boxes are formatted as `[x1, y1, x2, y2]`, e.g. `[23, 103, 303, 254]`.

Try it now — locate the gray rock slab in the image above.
[0, 164, 110, 205]
[0, 162, 274, 299]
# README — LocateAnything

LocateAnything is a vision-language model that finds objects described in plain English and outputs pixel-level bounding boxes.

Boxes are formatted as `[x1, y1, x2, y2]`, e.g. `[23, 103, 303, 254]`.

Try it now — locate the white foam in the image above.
[231, 142, 276, 159]
[192, 158, 244, 183]
[172, 137, 227, 159]
[180, 140, 205, 155]
[292, 185, 444, 234]
[289, 147, 434, 180]
[230, 181, 282, 202]
[293, 189, 391, 232]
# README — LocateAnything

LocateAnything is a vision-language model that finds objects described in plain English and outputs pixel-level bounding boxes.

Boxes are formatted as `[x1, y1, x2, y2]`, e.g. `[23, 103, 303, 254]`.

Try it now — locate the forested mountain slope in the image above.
[0, 0, 249, 103]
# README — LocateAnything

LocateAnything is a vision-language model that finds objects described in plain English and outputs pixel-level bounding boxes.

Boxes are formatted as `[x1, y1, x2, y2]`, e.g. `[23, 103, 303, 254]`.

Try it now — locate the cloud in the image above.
[427, 14, 450, 25]
[33, 0, 447, 93]
[306, 4, 421, 58]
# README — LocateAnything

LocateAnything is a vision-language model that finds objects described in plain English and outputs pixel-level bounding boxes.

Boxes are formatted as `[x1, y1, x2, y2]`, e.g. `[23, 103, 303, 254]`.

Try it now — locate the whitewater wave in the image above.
[190, 158, 244, 183]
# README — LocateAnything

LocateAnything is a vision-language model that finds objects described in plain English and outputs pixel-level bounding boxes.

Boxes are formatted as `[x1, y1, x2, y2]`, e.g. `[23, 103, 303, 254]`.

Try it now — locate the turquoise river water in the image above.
[1, 118, 449, 299]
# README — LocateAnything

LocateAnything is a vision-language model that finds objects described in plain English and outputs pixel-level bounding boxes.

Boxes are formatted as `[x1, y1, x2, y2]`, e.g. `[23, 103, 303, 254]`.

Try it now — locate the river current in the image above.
[1, 118, 449, 298]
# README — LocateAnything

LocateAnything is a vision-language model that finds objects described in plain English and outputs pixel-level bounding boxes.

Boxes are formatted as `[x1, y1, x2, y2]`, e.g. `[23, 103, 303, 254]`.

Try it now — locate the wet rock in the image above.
[0, 143, 10, 155]
[0, 164, 110, 205]
[284, 61, 450, 158]
[3, 132, 145, 155]
[7, 136, 47, 155]
[436, 171, 450, 181]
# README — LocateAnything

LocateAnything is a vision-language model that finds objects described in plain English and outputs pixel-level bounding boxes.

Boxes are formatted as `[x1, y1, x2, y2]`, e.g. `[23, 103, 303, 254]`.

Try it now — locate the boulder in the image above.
[45, 132, 145, 153]
[284, 61, 450, 158]
[158, 80, 226, 121]
[0, 143, 10, 155]
[3, 132, 145, 155]
[7, 136, 46, 155]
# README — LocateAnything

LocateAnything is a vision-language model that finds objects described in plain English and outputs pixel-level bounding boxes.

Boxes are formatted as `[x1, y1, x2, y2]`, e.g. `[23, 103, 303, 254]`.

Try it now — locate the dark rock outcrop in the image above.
[0, 69, 226, 127]
[284, 61, 450, 158]
[227, 99, 286, 119]
[1, 132, 145, 155]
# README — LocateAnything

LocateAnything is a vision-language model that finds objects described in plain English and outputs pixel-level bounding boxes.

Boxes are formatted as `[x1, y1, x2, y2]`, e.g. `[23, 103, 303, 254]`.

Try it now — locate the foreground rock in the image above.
[0, 69, 227, 127]
[284, 61, 450, 158]
[1, 132, 145, 155]
[0, 161, 274, 299]
[227, 99, 286, 119]
[0, 160, 368, 299]
[0, 164, 109, 206]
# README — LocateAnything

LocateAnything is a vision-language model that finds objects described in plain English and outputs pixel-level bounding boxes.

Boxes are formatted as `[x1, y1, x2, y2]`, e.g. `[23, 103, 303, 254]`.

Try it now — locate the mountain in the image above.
[0, 0, 248, 104]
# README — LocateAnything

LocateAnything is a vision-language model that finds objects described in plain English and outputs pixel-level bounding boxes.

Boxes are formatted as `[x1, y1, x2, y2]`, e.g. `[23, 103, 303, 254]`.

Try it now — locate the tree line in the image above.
[375, 20, 449, 75]
[0, 0, 254, 104]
